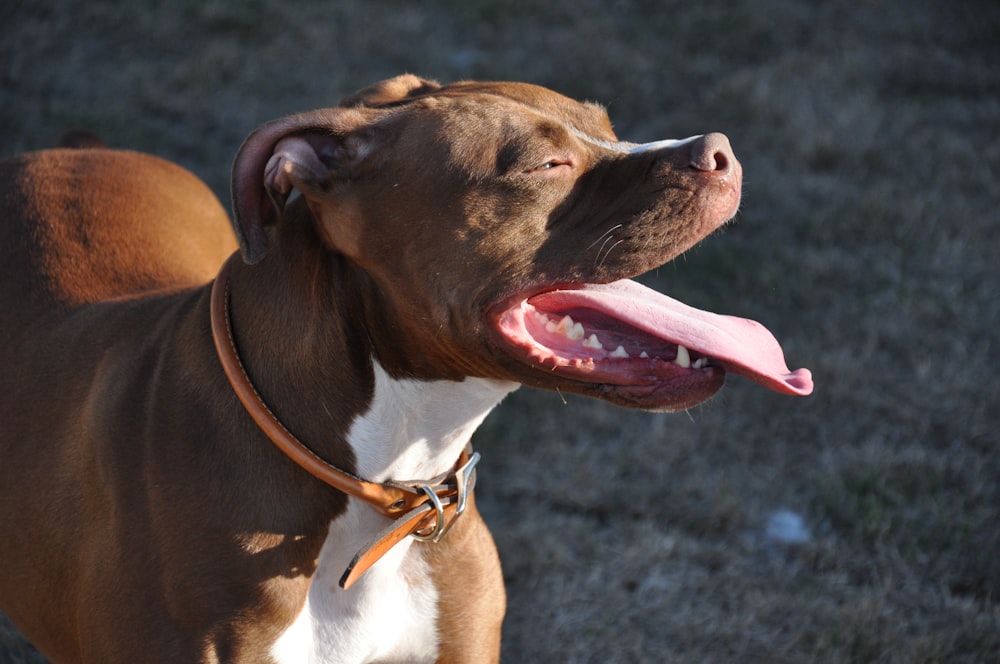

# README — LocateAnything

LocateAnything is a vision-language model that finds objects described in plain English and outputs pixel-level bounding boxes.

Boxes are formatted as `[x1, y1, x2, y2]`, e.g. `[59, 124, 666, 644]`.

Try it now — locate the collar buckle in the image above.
[412, 452, 479, 543]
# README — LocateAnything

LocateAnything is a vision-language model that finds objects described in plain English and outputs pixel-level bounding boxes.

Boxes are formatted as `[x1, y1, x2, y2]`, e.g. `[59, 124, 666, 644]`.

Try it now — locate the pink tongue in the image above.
[528, 280, 813, 396]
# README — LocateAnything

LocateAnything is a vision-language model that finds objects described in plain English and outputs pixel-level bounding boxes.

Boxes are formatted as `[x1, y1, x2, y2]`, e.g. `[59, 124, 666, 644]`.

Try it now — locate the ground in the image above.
[1, 1, 998, 662]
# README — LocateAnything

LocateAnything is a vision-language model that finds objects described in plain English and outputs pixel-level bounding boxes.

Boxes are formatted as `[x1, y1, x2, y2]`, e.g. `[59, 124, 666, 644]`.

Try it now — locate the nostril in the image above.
[709, 149, 729, 172]
[689, 133, 735, 174]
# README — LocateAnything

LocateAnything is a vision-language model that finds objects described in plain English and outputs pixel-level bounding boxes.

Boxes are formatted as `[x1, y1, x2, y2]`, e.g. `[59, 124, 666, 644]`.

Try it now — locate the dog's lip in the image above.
[490, 279, 813, 398]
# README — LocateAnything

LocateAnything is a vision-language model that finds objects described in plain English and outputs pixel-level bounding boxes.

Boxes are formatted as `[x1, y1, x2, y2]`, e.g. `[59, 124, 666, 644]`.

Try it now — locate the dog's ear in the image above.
[230, 108, 375, 264]
[338, 74, 440, 108]
[231, 76, 440, 264]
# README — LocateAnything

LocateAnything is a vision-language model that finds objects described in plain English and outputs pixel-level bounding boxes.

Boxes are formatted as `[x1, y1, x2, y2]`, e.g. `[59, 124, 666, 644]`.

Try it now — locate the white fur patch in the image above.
[566, 127, 701, 155]
[625, 135, 700, 153]
[271, 362, 517, 663]
[271, 503, 439, 664]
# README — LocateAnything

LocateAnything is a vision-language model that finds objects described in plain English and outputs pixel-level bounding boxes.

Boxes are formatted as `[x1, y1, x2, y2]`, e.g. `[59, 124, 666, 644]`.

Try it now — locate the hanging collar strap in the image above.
[209, 254, 479, 588]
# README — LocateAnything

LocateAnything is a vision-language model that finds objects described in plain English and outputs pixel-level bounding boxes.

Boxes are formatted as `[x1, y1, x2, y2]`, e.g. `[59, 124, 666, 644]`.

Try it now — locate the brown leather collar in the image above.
[209, 254, 479, 588]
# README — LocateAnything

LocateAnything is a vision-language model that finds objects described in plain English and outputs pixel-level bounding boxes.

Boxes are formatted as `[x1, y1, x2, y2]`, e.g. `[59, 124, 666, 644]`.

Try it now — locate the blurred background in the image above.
[2, 1, 998, 661]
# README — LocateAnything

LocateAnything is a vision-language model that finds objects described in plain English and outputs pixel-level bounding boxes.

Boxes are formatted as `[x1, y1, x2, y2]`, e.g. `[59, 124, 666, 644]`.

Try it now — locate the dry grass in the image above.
[2, 0, 998, 661]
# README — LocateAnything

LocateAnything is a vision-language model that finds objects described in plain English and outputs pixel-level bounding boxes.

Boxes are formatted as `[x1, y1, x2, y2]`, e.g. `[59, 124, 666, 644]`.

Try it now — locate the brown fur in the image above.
[0, 148, 235, 306]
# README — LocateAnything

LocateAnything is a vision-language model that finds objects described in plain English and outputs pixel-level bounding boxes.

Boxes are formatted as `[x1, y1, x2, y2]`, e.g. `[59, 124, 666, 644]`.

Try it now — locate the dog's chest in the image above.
[271, 362, 517, 663]
[270, 502, 439, 664]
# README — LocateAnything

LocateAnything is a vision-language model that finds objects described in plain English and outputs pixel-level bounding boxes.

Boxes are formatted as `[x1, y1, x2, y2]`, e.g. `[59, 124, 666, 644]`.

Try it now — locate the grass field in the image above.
[2, 1, 998, 661]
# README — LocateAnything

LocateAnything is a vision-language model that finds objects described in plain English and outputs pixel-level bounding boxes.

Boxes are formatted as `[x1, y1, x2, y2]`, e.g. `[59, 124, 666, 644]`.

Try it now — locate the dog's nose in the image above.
[688, 133, 735, 174]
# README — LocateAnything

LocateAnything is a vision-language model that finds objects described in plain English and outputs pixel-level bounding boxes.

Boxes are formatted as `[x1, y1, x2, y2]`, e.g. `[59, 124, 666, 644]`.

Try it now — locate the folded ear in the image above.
[338, 74, 440, 108]
[230, 76, 441, 264]
[230, 108, 372, 264]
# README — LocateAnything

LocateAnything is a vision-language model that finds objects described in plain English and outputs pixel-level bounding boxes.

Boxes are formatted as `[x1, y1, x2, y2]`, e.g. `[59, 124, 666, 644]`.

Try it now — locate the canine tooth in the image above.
[569, 322, 585, 340]
[675, 344, 691, 368]
[640, 351, 649, 359]
[582, 334, 603, 349]
[610, 345, 629, 358]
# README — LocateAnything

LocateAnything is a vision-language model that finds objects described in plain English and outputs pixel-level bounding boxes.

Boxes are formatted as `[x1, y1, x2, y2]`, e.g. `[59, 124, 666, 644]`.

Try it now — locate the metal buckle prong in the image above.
[410, 452, 480, 543]
[454, 451, 479, 517]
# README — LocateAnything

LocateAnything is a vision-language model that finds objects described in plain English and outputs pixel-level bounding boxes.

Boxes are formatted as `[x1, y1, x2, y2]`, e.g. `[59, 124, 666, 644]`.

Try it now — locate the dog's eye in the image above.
[530, 159, 571, 174]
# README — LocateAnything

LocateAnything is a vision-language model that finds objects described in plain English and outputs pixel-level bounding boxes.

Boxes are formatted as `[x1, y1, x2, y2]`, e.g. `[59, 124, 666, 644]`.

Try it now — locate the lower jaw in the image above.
[528, 363, 727, 411]
[589, 379, 725, 411]
[544, 357, 720, 386]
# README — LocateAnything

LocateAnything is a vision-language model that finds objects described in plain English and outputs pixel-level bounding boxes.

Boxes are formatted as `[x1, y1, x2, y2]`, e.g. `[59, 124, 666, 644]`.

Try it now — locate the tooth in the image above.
[546, 320, 558, 333]
[693, 358, 707, 369]
[569, 322, 585, 340]
[610, 345, 629, 358]
[675, 344, 691, 368]
[582, 334, 603, 349]
[555, 315, 575, 336]
[639, 351, 649, 359]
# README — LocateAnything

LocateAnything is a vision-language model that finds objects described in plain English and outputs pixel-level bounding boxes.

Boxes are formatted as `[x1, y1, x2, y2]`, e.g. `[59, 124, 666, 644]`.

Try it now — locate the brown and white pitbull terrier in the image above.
[0, 75, 812, 663]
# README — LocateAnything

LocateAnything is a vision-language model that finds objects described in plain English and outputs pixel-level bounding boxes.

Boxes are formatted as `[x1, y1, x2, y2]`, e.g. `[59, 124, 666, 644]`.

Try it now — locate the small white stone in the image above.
[765, 509, 811, 544]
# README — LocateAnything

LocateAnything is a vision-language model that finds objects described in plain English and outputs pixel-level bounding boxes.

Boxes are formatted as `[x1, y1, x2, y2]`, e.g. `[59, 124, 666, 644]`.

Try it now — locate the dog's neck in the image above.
[221, 210, 517, 663]
[347, 361, 515, 483]
[223, 206, 518, 485]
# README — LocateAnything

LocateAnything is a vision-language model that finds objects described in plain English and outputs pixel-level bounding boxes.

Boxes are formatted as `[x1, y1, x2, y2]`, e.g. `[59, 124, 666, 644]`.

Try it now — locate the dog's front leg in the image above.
[424, 495, 504, 664]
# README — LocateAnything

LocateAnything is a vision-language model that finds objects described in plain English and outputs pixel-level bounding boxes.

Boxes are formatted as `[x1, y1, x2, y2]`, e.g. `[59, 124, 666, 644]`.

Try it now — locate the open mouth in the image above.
[493, 279, 813, 408]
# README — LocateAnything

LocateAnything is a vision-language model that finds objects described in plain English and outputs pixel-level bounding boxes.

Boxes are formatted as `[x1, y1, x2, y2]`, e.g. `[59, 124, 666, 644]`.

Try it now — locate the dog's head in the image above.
[231, 75, 811, 411]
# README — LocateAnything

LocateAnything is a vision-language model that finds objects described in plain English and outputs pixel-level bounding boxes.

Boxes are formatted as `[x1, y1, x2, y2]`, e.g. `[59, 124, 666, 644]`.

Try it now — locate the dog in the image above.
[0, 75, 812, 663]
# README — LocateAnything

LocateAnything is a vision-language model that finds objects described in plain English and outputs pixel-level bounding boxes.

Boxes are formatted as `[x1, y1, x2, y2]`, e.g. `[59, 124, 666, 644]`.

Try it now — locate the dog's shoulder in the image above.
[0, 148, 237, 306]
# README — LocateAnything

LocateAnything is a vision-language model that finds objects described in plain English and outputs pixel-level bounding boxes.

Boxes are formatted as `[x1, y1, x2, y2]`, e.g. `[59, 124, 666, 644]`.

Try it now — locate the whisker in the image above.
[596, 239, 626, 271]
[638, 233, 654, 253]
[594, 234, 617, 269]
[587, 223, 623, 251]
